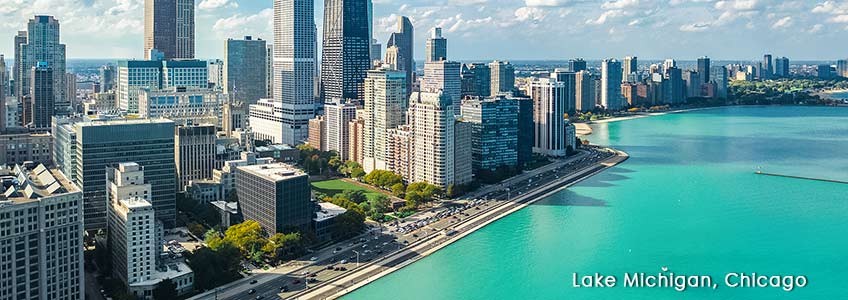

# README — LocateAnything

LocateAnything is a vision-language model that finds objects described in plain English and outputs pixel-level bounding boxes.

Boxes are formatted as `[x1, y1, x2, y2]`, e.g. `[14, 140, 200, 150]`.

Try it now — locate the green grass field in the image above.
[311, 179, 389, 201]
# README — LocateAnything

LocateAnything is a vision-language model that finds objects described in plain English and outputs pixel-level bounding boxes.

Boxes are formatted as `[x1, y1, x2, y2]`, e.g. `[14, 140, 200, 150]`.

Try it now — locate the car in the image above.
[280, 286, 289, 292]
[361, 244, 368, 248]
[382, 242, 389, 246]
[340, 259, 348, 264]
[310, 256, 318, 261]
[335, 247, 342, 251]
[249, 279, 258, 284]
[255, 296, 263, 300]
[327, 265, 335, 270]
[247, 289, 256, 295]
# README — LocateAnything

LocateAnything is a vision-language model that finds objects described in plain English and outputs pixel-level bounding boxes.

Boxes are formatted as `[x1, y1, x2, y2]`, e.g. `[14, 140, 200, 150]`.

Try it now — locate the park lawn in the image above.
[311, 179, 389, 201]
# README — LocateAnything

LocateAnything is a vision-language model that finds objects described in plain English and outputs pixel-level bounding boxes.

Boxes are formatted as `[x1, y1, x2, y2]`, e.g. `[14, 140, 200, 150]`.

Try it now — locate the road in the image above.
[189, 147, 621, 300]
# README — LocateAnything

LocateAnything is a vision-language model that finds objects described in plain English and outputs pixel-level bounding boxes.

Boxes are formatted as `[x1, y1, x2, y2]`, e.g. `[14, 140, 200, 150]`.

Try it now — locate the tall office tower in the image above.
[663, 59, 676, 73]
[710, 66, 729, 99]
[116, 60, 208, 113]
[461, 63, 491, 97]
[273, 0, 317, 145]
[837, 59, 848, 78]
[53, 117, 176, 231]
[236, 163, 313, 235]
[697, 56, 711, 83]
[348, 115, 365, 164]
[529, 76, 568, 157]
[461, 96, 519, 173]
[489, 60, 515, 96]
[762, 54, 773, 79]
[574, 70, 593, 112]
[370, 39, 381, 63]
[66, 72, 77, 110]
[325, 101, 357, 160]
[409, 90, 455, 188]
[266, 44, 274, 98]
[569, 58, 587, 72]
[362, 66, 406, 173]
[601, 59, 624, 110]
[515, 97, 534, 166]
[622, 56, 637, 82]
[144, 0, 194, 59]
[683, 70, 701, 98]
[425, 27, 447, 63]
[307, 115, 326, 150]
[0, 55, 6, 132]
[385, 16, 414, 99]
[817, 64, 835, 79]
[453, 120, 473, 185]
[175, 125, 216, 191]
[666, 67, 685, 104]
[551, 70, 577, 113]
[13, 31, 26, 97]
[224, 36, 267, 105]
[18, 16, 67, 116]
[775, 57, 791, 78]
[100, 65, 117, 92]
[25, 63, 53, 130]
[321, 0, 371, 101]
[421, 60, 462, 115]
[0, 164, 84, 300]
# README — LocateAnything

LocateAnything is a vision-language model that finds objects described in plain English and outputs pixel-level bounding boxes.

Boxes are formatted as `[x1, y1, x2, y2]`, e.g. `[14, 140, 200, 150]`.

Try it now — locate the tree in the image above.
[350, 167, 366, 179]
[333, 211, 365, 239]
[152, 279, 178, 300]
[223, 220, 267, 255]
[391, 183, 406, 198]
[342, 189, 367, 204]
[368, 195, 391, 214]
[186, 243, 241, 290]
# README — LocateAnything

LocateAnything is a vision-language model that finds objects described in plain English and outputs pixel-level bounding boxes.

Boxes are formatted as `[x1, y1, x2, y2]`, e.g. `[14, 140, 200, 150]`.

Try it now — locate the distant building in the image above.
[187, 152, 273, 203]
[25, 63, 54, 130]
[144, 0, 195, 60]
[837, 59, 848, 78]
[697, 56, 711, 83]
[348, 115, 365, 164]
[601, 59, 625, 110]
[569, 58, 587, 72]
[421, 60, 462, 115]
[408, 90, 456, 188]
[622, 56, 637, 82]
[308, 115, 326, 151]
[249, 98, 287, 144]
[454, 120, 473, 186]
[385, 16, 415, 99]
[207, 59, 224, 91]
[775, 57, 790, 78]
[17, 16, 68, 116]
[516, 97, 534, 166]
[314, 202, 347, 242]
[817, 64, 835, 79]
[386, 124, 413, 180]
[236, 163, 313, 235]
[272, 0, 317, 145]
[117, 59, 208, 113]
[425, 27, 447, 63]
[683, 70, 702, 98]
[529, 75, 568, 157]
[762, 54, 773, 79]
[320, 0, 371, 102]
[224, 36, 267, 105]
[461, 63, 491, 98]
[137, 87, 224, 125]
[574, 71, 593, 112]
[0, 164, 84, 300]
[489, 60, 515, 96]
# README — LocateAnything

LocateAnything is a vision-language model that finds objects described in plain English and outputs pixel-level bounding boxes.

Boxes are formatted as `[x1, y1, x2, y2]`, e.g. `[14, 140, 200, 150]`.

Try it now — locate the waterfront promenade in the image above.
[291, 148, 629, 300]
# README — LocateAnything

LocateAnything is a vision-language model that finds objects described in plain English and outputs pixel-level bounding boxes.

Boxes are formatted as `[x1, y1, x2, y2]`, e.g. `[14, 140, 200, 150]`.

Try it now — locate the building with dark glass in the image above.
[236, 163, 313, 235]
[320, 0, 371, 101]
[461, 96, 519, 174]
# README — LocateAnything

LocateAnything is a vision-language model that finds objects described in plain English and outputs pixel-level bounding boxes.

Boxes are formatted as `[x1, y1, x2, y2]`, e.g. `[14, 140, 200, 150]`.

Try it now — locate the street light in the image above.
[352, 250, 360, 266]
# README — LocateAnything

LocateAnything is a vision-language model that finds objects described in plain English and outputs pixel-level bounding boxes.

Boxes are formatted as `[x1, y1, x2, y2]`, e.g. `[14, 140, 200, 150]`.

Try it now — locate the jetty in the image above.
[755, 171, 848, 185]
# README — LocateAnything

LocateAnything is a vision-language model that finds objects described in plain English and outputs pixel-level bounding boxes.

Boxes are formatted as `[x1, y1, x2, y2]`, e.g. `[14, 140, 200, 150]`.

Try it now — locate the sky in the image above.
[0, 0, 846, 61]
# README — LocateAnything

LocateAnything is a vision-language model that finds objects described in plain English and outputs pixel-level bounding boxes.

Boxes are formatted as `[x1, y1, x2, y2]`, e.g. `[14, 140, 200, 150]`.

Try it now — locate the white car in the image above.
[310, 257, 318, 261]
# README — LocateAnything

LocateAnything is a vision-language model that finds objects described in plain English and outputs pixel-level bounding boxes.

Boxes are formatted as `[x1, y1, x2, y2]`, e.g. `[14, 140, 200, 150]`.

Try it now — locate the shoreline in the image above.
[587, 106, 718, 125]
[293, 149, 630, 300]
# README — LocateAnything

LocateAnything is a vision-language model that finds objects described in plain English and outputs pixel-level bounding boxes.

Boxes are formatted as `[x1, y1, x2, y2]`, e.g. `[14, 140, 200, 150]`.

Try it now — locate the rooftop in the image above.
[314, 202, 347, 222]
[129, 261, 193, 288]
[238, 163, 305, 182]
[0, 164, 80, 205]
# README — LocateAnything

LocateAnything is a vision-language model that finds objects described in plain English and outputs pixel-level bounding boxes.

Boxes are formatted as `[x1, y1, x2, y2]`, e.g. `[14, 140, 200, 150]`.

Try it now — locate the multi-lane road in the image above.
[188, 147, 621, 300]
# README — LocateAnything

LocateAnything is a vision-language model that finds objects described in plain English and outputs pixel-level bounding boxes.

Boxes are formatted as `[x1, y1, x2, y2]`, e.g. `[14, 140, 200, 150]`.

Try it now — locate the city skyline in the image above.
[1, 1, 847, 60]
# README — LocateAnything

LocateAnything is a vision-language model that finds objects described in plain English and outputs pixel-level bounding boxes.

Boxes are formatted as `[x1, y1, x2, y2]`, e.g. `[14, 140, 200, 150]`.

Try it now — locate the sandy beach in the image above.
[575, 107, 718, 135]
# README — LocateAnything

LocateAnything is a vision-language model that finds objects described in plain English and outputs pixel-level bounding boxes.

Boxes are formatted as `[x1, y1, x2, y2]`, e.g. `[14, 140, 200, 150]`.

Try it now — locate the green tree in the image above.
[342, 189, 367, 204]
[350, 167, 366, 179]
[223, 220, 267, 255]
[368, 194, 391, 214]
[391, 183, 406, 198]
[152, 279, 178, 300]
[333, 211, 365, 239]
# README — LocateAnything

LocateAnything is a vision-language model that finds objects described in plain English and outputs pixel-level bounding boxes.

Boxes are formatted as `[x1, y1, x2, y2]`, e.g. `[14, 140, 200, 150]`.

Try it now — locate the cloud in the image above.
[525, 0, 571, 7]
[808, 23, 824, 33]
[211, 8, 273, 39]
[515, 7, 547, 22]
[601, 0, 639, 10]
[198, 0, 238, 10]
[771, 16, 792, 29]
[679, 22, 710, 32]
[586, 9, 629, 25]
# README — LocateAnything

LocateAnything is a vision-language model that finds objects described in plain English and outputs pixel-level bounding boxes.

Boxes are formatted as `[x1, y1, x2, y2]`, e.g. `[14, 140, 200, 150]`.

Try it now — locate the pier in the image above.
[755, 171, 848, 185]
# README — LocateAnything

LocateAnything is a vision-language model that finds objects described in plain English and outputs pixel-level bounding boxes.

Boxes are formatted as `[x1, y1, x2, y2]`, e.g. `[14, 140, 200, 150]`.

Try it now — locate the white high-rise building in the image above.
[529, 76, 568, 157]
[0, 164, 84, 300]
[249, 98, 286, 144]
[420, 60, 462, 116]
[601, 59, 624, 110]
[324, 101, 357, 160]
[363, 66, 406, 173]
[408, 90, 455, 188]
[273, 0, 317, 145]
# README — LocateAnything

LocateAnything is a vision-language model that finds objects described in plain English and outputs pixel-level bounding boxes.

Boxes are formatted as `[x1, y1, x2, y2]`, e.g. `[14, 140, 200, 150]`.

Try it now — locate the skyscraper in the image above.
[775, 57, 791, 78]
[529, 75, 568, 157]
[409, 90, 455, 188]
[489, 60, 515, 96]
[552, 70, 577, 113]
[100, 65, 116, 92]
[663, 59, 676, 73]
[461, 96, 519, 173]
[321, 0, 371, 101]
[421, 60, 462, 115]
[175, 125, 217, 192]
[13, 31, 26, 97]
[666, 67, 685, 104]
[273, 0, 317, 145]
[26, 62, 53, 130]
[623, 56, 637, 82]
[144, 0, 194, 59]
[601, 59, 624, 110]
[385, 16, 414, 99]
[0, 55, 6, 132]
[574, 70, 593, 112]
[461, 63, 491, 98]
[697, 56, 711, 83]
[325, 101, 357, 160]
[569, 58, 587, 72]
[762, 54, 773, 79]
[363, 66, 406, 173]
[425, 27, 447, 63]
[18, 16, 67, 117]
[224, 36, 267, 105]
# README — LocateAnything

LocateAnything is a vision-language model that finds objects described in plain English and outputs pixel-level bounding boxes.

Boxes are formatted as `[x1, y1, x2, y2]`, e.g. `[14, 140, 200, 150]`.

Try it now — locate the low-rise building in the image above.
[314, 202, 347, 242]
[0, 131, 52, 166]
[236, 163, 314, 235]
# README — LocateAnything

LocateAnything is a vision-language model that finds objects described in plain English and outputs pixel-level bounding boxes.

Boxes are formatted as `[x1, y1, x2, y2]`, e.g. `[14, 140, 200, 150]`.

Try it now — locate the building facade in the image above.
[144, 0, 194, 59]
[529, 76, 568, 157]
[385, 16, 414, 99]
[273, 0, 317, 145]
[224, 36, 267, 105]
[17, 16, 68, 117]
[461, 97, 519, 173]
[175, 125, 217, 192]
[362, 67, 406, 173]
[321, 0, 371, 101]
[236, 163, 313, 235]
[601, 59, 625, 110]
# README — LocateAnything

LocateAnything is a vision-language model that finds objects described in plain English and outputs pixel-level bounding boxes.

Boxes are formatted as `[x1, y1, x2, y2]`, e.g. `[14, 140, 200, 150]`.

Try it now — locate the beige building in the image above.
[386, 124, 413, 181]
[0, 131, 52, 166]
[308, 115, 326, 151]
[175, 125, 217, 191]
[408, 90, 455, 188]
[363, 66, 407, 173]
[348, 115, 364, 164]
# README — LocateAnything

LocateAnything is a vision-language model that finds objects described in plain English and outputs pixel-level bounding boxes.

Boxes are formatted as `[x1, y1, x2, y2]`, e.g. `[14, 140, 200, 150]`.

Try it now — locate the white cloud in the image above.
[809, 23, 824, 33]
[679, 22, 710, 31]
[829, 14, 848, 23]
[525, 0, 571, 7]
[515, 7, 547, 22]
[771, 16, 792, 28]
[601, 0, 639, 10]
[198, 0, 238, 10]
[211, 8, 273, 39]
[586, 9, 629, 25]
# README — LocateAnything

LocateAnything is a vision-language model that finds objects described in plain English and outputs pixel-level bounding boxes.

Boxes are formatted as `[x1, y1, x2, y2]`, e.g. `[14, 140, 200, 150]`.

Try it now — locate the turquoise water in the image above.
[347, 106, 848, 300]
